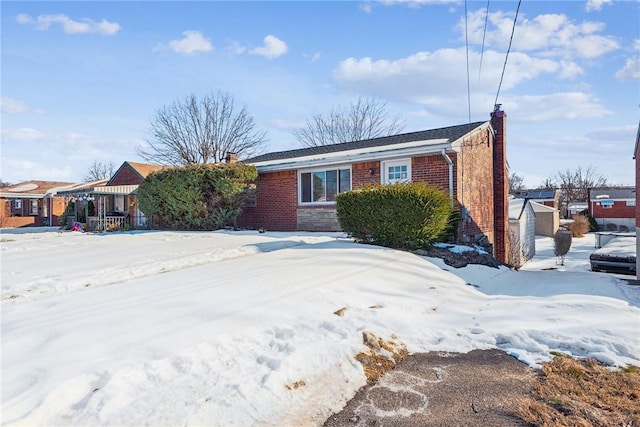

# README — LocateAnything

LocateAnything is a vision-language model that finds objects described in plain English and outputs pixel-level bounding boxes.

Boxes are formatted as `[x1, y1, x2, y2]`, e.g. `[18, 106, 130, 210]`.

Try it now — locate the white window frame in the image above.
[382, 159, 411, 184]
[298, 166, 352, 205]
[626, 200, 636, 207]
[13, 200, 22, 210]
[30, 199, 38, 215]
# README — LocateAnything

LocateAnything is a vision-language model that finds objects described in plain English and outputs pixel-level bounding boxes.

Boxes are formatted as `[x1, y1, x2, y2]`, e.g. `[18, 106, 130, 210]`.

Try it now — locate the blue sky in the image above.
[1, 0, 638, 187]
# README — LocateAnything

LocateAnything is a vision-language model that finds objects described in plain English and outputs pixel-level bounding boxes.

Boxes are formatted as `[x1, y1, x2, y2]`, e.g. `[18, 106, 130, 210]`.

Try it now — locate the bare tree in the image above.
[553, 165, 607, 202]
[138, 92, 268, 165]
[293, 96, 406, 147]
[538, 177, 556, 190]
[83, 161, 115, 182]
[508, 172, 525, 193]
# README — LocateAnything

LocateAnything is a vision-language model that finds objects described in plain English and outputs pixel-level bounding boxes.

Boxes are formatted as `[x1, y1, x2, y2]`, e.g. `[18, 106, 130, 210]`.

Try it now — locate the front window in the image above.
[13, 200, 21, 210]
[300, 168, 351, 204]
[30, 199, 38, 215]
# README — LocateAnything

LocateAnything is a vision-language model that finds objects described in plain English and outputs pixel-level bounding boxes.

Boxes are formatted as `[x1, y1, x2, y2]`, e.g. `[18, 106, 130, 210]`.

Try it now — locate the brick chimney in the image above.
[491, 105, 509, 263]
[225, 152, 238, 164]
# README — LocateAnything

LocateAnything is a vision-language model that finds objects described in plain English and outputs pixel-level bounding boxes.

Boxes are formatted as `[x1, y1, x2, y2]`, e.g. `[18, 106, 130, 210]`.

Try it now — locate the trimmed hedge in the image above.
[336, 182, 452, 250]
[137, 163, 258, 230]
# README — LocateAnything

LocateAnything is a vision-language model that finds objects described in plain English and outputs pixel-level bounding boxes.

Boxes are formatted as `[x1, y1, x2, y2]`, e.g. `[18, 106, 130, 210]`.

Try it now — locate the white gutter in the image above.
[254, 139, 455, 172]
[441, 149, 454, 203]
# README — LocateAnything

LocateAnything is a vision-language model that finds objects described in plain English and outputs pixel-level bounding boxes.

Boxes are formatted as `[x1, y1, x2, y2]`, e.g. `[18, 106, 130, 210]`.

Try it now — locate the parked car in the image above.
[590, 236, 636, 275]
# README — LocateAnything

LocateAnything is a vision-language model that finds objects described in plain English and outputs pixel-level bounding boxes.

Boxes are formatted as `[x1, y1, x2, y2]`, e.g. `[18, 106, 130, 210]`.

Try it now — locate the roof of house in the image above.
[512, 189, 556, 199]
[589, 187, 635, 200]
[530, 201, 557, 213]
[126, 161, 166, 178]
[0, 180, 75, 198]
[106, 161, 165, 186]
[245, 121, 487, 164]
[509, 198, 531, 221]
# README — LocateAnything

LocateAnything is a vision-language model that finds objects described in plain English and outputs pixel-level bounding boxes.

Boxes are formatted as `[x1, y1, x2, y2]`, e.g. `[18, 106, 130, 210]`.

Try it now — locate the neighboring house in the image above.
[530, 201, 560, 237]
[56, 161, 165, 231]
[0, 180, 74, 228]
[512, 189, 558, 209]
[508, 198, 536, 266]
[567, 202, 588, 217]
[588, 187, 636, 232]
[240, 107, 511, 263]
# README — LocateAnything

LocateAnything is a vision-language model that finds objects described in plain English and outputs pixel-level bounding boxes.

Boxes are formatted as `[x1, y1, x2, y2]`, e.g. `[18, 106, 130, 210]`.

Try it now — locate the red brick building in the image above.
[0, 180, 73, 228]
[588, 187, 636, 232]
[239, 107, 510, 262]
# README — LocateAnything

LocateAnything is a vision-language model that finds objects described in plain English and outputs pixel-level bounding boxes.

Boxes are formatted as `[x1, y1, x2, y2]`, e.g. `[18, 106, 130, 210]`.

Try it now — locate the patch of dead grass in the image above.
[516, 354, 640, 426]
[355, 334, 408, 385]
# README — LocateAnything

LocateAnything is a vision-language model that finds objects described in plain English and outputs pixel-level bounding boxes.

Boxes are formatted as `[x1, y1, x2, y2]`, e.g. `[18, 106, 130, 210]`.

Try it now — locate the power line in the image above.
[494, 0, 521, 108]
[478, 0, 490, 82]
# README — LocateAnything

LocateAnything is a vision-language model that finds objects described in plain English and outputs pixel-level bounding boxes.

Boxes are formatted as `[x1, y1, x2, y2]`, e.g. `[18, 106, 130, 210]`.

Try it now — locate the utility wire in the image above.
[478, 0, 490, 82]
[464, 0, 471, 123]
[494, 0, 521, 107]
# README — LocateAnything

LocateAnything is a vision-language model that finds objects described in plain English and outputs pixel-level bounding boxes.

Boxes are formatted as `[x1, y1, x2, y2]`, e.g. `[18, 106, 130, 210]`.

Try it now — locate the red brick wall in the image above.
[591, 202, 635, 219]
[352, 161, 380, 188]
[455, 128, 496, 246]
[238, 170, 298, 230]
[412, 154, 452, 193]
[109, 165, 144, 186]
[491, 110, 509, 263]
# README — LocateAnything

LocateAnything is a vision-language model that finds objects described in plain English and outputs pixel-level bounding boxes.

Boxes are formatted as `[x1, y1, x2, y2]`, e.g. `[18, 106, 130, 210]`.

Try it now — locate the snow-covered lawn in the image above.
[1, 228, 638, 426]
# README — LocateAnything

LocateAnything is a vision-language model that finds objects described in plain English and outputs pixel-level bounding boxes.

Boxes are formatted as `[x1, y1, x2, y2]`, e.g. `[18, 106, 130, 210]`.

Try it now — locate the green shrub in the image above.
[336, 182, 452, 250]
[579, 209, 598, 232]
[137, 163, 258, 230]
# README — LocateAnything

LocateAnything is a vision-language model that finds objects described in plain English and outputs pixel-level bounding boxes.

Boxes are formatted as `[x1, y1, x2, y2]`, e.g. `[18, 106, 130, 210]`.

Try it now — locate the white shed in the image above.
[509, 198, 536, 266]
[530, 201, 560, 237]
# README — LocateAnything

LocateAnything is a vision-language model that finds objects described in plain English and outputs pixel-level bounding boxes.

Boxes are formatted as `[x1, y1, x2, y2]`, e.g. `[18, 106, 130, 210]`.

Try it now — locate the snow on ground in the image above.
[1, 228, 639, 426]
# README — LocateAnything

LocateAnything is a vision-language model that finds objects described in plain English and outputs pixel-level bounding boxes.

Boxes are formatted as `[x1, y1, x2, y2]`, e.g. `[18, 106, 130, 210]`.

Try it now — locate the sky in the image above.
[1, 0, 639, 188]
[2, 228, 639, 425]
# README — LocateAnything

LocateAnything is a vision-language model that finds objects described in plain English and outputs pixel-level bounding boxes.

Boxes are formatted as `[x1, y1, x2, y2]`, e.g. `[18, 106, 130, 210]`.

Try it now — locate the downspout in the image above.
[441, 149, 454, 205]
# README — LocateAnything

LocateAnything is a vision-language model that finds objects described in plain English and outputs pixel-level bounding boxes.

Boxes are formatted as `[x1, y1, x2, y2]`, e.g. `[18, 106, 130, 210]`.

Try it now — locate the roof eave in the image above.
[252, 139, 456, 172]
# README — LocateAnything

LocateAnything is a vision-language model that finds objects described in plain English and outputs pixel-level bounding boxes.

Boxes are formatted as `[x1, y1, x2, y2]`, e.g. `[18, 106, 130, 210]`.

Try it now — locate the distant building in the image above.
[588, 187, 636, 232]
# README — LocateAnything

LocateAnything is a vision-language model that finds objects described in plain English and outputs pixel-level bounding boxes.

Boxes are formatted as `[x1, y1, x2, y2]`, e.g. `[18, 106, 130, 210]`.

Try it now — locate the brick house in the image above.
[56, 161, 165, 230]
[0, 180, 73, 228]
[588, 187, 636, 232]
[239, 107, 510, 263]
[512, 189, 558, 209]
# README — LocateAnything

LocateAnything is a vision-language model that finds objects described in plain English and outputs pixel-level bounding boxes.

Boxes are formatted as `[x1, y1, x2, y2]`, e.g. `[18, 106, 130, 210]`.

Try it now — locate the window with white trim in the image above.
[30, 199, 38, 215]
[626, 200, 636, 207]
[300, 168, 351, 204]
[13, 200, 21, 210]
[382, 159, 411, 184]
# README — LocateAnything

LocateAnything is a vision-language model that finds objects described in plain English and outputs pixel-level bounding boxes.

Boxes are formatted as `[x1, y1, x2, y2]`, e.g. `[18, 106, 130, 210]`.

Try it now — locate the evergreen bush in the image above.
[336, 182, 452, 250]
[579, 209, 598, 232]
[137, 163, 258, 230]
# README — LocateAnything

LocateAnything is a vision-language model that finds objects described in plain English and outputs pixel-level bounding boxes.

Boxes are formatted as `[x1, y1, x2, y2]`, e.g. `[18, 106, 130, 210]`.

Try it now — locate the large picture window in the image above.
[300, 168, 351, 203]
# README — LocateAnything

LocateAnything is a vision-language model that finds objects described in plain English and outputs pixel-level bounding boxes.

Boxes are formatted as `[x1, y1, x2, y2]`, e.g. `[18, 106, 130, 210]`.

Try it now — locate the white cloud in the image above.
[1, 128, 45, 142]
[360, 2, 373, 13]
[501, 92, 611, 121]
[249, 35, 288, 59]
[1, 158, 74, 182]
[225, 40, 247, 55]
[166, 31, 213, 55]
[461, 10, 619, 59]
[269, 118, 306, 131]
[333, 48, 565, 102]
[380, 0, 459, 7]
[15, 13, 120, 35]
[1, 97, 28, 114]
[615, 58, 640, 81]
[585, 0, 613, 12]
[634, 39, 640, 51]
